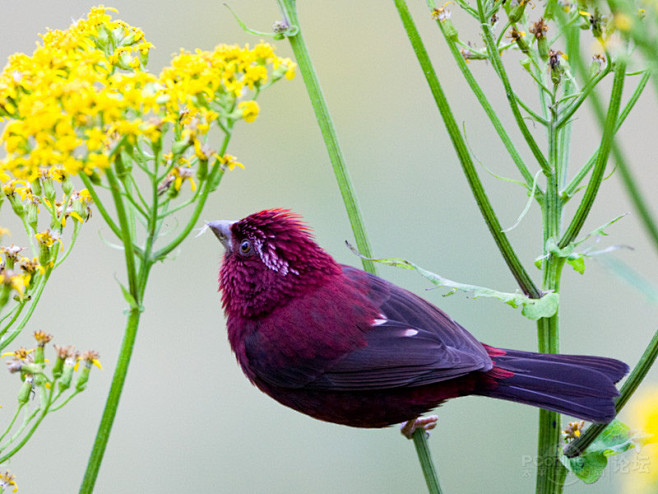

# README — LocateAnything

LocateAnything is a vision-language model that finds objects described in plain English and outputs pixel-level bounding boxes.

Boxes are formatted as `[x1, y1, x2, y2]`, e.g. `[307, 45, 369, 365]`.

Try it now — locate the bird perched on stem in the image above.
[209, 209, 627, 434]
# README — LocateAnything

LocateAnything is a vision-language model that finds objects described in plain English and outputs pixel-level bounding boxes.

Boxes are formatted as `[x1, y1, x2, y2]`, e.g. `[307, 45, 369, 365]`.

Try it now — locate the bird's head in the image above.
[209, 209, 340, 318]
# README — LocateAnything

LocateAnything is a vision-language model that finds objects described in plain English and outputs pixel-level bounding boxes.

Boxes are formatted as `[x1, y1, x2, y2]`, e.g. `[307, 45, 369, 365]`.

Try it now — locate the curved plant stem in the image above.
[275, 0, 376, 275]
[477, 1, 552, 177]
[412, 429, 443, 494]
[427, 0, 543, 200]
[79, 301, 145, 494]
[394, 0, 540, 299]
[559, 59, 626, 248]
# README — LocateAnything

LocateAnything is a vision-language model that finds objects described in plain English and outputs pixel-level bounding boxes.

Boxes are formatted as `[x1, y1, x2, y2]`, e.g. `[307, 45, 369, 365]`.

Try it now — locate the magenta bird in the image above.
[209, 209, 627, 431]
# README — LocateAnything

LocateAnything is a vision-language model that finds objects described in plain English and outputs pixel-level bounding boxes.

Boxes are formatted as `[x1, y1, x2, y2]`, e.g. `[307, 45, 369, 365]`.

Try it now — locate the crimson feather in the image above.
[209, 209, 627, 427]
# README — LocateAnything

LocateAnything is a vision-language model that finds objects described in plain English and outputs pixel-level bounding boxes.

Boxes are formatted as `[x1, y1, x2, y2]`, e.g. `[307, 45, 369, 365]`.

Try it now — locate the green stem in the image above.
[395, 0, 540, 299]
[477, 2, 552, 176]
[79, 174, 123, 239]
[558, 59, 626, 249]
[275, 0, 376, 275]
[79, 302, 145, 494]
[563, 328, 658, 457]
[0, 268, 53, 351]
[0, 385, 54, 463]
[428, 0, 542, 200]
[153, 161, 224, 261]
[0, 404, 25, 447]
[412, 429, 443, 494]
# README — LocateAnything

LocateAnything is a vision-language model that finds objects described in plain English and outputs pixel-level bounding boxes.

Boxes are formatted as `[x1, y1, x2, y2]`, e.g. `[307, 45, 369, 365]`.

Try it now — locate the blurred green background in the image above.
[1, 1, 657, 492]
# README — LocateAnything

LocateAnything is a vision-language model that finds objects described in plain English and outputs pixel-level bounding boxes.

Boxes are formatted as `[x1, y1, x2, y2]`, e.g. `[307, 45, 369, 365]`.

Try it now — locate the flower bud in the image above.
[26, 202, 38, 230]
[41, 180, 56, 206]
[17, 378, 32, 405]
[58, 359, 75, 391]
[31, 178, 42, 196]
[62, 175, 74, 195]
[589, 54, 606, 77]
[0, 284, 10, 307]
[75, 364, 91, 392]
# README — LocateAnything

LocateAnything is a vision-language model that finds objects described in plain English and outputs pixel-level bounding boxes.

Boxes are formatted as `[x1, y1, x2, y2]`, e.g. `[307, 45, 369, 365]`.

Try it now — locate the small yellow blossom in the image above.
[80, 350, 102, 369]
[238, 101, 260, 123]
[1, 347, 33, 360]
[0, 269, 31, 297]
[33, 330, 53, 347]
[0, 470, 18, 493]
[35, 230, 60, 248]
[219, 154, 244, 171]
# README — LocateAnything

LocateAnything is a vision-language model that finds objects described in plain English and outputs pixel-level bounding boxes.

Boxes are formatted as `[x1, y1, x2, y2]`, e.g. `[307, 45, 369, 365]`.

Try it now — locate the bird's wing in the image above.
[306, 266, 493, 390]
[243, 266, 492, 391]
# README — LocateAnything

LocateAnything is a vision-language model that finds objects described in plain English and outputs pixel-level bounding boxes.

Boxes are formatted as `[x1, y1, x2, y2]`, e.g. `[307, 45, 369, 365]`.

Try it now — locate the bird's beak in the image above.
[207, 220, 235, 252]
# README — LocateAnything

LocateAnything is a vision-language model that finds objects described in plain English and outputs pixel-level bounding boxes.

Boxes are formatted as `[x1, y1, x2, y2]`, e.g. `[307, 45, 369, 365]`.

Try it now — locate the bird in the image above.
[208, 208, 628, 433]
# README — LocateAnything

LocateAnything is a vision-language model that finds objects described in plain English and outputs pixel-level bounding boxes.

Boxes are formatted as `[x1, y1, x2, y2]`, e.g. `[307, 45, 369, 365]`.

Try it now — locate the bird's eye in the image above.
[239, 239, 252, 255]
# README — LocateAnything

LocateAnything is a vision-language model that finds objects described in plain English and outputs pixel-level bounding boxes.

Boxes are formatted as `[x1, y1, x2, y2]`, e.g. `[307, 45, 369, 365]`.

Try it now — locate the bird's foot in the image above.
[400, 415, 438, 439]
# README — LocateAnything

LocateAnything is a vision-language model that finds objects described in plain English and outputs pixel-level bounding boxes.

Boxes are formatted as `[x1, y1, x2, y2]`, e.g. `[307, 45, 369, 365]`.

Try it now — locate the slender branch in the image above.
[477, 1, 552, 176]
[558, 59, 626, 248]
[275, 0, 377, 275]
[104, 169, 139, 296]
[428, 0, 543, 200]
[152, 162, 224, 261]
[395, 0, 541, 298]
[79, 303, 143, 494]
[561, 71, 648, 199]
[79, 174, 123, 239]
[412, 429, 443, 494]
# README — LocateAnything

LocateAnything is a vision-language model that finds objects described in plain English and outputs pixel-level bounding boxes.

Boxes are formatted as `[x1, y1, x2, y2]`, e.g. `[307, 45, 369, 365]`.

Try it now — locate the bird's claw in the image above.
[400, 415, 438, 439]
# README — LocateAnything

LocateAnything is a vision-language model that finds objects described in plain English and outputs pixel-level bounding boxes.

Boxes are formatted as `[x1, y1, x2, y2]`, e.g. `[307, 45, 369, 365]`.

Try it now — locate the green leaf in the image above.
[520, 293, 560, 320]
[574, 213, 628, 247]
[567, 253, 586, 274]
[348, 247, 558, 320]
[560, 420, 637, 484]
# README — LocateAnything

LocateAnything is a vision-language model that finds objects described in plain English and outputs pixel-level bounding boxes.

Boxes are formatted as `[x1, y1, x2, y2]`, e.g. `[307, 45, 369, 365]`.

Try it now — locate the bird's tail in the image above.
[475, 346, 629, 423]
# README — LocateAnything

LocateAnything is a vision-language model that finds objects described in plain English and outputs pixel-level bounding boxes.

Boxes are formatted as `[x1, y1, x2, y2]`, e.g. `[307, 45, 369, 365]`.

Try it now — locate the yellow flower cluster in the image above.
[0, 6, 295, 183]
[0, 7, 154, 181]
[160, 42, 295, 119]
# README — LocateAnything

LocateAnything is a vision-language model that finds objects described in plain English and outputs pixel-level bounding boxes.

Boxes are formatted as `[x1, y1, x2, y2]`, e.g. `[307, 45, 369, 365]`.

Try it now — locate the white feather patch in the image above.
[255, 239, 290, 275]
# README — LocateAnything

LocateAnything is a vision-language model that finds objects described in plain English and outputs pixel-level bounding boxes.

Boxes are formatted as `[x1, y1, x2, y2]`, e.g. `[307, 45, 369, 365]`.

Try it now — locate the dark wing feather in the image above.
[306, 266, 492, 390]
[243, 265, 492, 391]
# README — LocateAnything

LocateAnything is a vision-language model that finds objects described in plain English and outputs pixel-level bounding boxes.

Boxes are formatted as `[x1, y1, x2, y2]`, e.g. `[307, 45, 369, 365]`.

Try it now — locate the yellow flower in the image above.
[238, 101, 260, 123]
[0, 470, 18, 493]
[219, 154, 244, 171]
[35, 229, 60, 248]
[623, 387, 658, 493]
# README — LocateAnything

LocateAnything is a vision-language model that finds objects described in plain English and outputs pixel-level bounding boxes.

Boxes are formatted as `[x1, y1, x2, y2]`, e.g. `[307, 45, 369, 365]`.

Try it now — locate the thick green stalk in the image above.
[275, 0, 376, 275]
[412, 429, 443, 494]
[564, 328, 658, 457]
[395, 0, 540, 299]
[535, 152, 567, 493]
[80, 167, 151, 493]
[79, 298, 146, 494]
